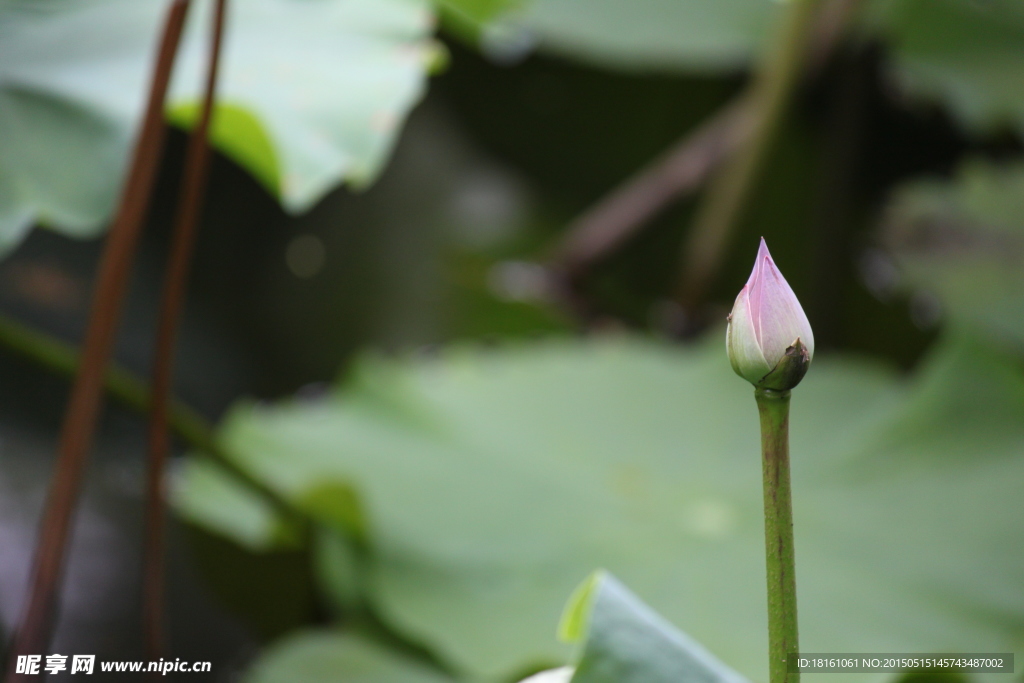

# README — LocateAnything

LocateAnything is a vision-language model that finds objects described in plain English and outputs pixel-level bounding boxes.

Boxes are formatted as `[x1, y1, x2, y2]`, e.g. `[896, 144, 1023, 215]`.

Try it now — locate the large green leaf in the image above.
[493, 0, 778, 73]
[0, 0, 435, 252]
[870, 0, 1024, 135]
[562, 571, 751, 683]
[244, 631, 457, 683]
[468, 0, 1024, 137]
[881, 159, 1024, 351]
[188, 334, 1024, 681]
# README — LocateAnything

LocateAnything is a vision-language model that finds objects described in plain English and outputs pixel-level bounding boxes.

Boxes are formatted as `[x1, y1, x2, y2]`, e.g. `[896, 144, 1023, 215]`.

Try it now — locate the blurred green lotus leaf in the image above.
[870, 0, 1024, 134]
[473, 0, 1024, 140]
[0, 0, 435, 253]
[493, 0, 778, 73]
[182, 334, 1024, 681]
[882, 159, 1024, 351]
[244, 630, 457, 683]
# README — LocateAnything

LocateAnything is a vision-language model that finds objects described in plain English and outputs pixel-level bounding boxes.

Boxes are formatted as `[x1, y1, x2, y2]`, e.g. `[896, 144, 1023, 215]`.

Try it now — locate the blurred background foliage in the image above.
[0, 0, 1023, 681]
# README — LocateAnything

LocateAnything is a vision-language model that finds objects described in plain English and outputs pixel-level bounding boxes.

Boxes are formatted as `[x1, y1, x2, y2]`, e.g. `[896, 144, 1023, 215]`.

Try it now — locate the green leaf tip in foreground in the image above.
[243, 631, 457, 683]
[190, 334, 1024, 682]
[563, 572, 750, 683]
[557, 570, 603, 643]
[0, 0, 436, 253]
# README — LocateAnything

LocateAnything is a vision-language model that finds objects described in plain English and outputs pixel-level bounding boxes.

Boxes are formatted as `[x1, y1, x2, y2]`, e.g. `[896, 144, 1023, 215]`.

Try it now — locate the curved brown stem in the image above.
[142, 0, 228, 663]
[548, 0, 864, 315]
[675, 0, 825, 309]
[5, 2, 192, 674]
[553, 96, 756, 278]
[674, 0, 866, 310]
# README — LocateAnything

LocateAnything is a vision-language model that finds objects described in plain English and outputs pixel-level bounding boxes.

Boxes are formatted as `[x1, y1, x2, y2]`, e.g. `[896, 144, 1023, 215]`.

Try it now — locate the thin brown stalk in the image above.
[549, 0, 863, 302]
[674, 0, 861, 308]
[553, 96, 756, 278]
[5, 1, 192, 674]
[142, 0, 228, 662]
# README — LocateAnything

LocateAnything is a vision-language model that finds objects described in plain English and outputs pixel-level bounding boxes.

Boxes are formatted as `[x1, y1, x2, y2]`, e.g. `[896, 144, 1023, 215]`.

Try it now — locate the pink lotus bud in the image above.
[726, 238, 814, 390]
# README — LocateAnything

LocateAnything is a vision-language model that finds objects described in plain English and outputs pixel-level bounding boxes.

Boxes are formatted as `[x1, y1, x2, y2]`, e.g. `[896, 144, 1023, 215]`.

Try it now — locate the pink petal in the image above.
[747, 237, 772, 347]
[752, 241, 814, 366]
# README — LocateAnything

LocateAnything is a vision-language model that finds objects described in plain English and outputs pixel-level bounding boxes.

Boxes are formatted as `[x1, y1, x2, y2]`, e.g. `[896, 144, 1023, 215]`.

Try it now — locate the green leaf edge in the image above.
[166, 100, 281, 198]
[558, 570, 605, 643]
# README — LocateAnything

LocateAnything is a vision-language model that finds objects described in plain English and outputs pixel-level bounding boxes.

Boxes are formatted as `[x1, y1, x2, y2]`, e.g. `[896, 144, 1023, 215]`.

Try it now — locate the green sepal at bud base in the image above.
[757, 337, 811, 391]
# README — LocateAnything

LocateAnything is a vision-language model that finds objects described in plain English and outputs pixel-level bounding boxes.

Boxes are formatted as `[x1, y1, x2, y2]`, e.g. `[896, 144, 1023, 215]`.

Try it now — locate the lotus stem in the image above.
[755, 386, 799, 683]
